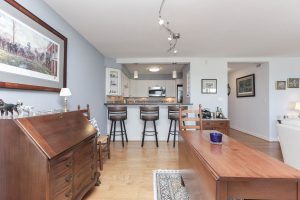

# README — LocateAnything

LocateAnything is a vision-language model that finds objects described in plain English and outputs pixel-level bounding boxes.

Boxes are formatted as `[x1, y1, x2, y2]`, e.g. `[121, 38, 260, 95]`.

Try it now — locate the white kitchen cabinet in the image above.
[121, 72, 130, 97]
[106, 68, 121, 96]
[129, 79, 176, 97]
[165, 80, 176, 97]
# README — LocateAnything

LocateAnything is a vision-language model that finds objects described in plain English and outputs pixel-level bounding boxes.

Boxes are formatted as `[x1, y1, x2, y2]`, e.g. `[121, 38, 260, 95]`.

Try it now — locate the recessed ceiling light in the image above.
[149, 66, 160, 72]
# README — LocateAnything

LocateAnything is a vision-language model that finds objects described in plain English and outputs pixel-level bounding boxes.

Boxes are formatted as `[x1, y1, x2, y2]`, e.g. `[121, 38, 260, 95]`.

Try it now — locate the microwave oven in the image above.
[148, 86, 166, 97]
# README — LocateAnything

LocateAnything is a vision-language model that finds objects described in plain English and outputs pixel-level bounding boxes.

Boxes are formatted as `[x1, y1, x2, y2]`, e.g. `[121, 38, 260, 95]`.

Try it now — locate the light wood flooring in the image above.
[84, 129, 282, 200]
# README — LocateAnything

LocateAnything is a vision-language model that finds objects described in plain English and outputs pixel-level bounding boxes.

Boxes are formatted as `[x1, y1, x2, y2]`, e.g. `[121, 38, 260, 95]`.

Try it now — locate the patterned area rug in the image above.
[153, 170, 190, 200]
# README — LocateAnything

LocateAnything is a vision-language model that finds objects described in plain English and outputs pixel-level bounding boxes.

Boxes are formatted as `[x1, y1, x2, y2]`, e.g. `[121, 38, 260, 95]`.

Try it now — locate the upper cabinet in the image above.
[129, 79, 176, 97]
[121, 72, 130, 97]
[106, 68, 121, 96]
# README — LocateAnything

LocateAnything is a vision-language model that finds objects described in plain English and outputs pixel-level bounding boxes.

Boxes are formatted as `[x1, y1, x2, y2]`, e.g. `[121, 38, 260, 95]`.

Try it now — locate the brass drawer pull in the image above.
[65, 175, 73, 183]
[65, 161, 72, 168]
[65, 190, 72, 198]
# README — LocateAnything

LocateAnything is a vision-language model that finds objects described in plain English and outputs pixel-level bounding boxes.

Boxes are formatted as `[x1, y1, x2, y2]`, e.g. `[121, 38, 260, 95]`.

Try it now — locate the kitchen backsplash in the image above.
[106, 96, 176, 104]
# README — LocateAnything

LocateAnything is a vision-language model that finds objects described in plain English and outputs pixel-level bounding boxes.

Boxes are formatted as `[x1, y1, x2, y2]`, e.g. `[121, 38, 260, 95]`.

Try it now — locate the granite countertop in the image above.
[104, 102, 193, 106]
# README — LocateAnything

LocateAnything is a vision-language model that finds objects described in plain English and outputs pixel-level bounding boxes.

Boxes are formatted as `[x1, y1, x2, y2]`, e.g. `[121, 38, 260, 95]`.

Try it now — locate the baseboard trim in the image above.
[230, 126, 278, 142]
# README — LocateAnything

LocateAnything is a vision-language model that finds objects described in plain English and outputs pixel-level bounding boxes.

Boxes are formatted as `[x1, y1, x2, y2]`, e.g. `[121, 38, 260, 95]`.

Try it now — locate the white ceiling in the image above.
[43, 0, 300, 58]
[123, 63, 186, 74]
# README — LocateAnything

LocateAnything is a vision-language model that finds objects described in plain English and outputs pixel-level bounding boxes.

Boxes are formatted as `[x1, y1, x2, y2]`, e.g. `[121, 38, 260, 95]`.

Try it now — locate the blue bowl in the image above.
[210, 132, 222, 144]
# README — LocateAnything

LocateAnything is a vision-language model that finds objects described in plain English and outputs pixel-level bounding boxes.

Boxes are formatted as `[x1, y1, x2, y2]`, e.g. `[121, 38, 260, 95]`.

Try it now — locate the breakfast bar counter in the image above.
[104, 103, 192, 141]
[179, 130, 300, 200]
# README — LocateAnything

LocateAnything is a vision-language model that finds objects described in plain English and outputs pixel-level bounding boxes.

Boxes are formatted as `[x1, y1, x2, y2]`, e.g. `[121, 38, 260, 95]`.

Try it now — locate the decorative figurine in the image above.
[0, 99, 22, 118]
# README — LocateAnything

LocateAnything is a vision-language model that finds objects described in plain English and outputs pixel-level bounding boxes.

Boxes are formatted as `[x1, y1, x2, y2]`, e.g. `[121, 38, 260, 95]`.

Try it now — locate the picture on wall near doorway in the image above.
[236, 74, 255, 97]
[275, 81, 286, 90]
[201, 79, 217, 94]
[0, 0, 67, 92]
[287, 78, 299, 88]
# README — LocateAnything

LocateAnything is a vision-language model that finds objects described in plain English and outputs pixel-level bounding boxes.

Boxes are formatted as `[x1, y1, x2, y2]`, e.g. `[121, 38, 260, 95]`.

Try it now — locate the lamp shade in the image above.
[295, 102, 300, 111]
[134, 70, 138, 79]
[60, 88, 72, 97]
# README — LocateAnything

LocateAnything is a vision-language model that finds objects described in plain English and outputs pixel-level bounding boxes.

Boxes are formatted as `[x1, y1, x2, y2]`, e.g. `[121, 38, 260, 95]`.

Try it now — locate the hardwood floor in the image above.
[84, 141, 179, 200]
[84, 129, 282, 200]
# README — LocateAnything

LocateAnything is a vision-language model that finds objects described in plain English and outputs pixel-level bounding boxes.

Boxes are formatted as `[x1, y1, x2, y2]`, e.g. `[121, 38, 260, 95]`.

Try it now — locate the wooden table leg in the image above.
[217, 181, 228, 200]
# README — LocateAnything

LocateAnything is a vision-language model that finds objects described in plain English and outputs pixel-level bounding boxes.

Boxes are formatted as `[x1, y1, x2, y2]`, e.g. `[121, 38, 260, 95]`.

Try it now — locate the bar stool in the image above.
[167, 106, 188, 147]
[108, 106, 128, 147]
[140, 106, 159, 147]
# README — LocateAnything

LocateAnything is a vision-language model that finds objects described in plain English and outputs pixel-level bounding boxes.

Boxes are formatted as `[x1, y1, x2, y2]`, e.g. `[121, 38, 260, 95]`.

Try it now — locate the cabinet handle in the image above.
[65, 175, 73, 183]
[65, 161, 72, 168]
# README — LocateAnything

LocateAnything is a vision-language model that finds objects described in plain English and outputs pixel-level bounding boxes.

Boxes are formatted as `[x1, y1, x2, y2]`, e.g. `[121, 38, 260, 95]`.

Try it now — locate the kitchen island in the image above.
[104, 103, 192, 141]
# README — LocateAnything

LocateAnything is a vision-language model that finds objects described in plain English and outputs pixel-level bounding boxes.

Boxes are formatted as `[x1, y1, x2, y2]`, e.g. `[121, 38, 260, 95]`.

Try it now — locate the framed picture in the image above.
[275, 81, 286, 90]
[201, 79, 217, 94]
[287, 78, 299, 88]
[0, 0, 67, 92]
[236, 74, 255, 97]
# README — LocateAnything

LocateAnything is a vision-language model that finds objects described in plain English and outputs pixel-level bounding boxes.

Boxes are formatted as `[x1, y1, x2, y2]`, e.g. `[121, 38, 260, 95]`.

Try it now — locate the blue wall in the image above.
[1, 0, 107, 132]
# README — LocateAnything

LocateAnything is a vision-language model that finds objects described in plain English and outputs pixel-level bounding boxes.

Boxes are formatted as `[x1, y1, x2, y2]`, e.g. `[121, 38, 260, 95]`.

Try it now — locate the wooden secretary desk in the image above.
[0, 111, 100, 200]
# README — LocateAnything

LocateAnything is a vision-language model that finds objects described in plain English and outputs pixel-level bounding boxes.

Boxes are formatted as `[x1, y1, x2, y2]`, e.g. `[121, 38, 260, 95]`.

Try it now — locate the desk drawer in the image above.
[51, 152, 73, 200]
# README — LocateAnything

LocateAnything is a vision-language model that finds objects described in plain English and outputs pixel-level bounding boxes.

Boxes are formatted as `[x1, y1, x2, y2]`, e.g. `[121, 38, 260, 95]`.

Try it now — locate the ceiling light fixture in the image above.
[149, 66, 160, 72]
[172, 70, 177, 79]
[134, 70, 138, 79]
[158, 0, 181, 53]
[172, 62, 177, 79]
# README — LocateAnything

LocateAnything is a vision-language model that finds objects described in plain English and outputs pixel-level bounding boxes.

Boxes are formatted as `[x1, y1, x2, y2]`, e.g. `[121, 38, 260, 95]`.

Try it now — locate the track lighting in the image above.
[158, 0, 181, 53]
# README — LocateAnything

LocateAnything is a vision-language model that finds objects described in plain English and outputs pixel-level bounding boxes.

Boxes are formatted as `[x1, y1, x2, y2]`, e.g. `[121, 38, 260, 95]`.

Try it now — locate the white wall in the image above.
[269, 58, 300, 140]
[0, 0, 107, 132]
[117, 57, 300, 141]
[228, 63, 270, 140]
[190, 59, 228, 115]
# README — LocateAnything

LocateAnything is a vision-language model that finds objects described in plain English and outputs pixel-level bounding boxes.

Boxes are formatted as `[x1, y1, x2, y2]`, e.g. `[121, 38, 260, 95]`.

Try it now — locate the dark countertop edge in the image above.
[104, 103, 193, 106]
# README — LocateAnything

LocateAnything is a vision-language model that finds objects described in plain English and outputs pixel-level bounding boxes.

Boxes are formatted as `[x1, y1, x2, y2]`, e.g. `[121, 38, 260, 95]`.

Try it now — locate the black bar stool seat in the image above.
[141, 115, 159, 121]
[140, 106, 159, 147]
[108, 106, 128, 147]
[109, 115, 127, 121]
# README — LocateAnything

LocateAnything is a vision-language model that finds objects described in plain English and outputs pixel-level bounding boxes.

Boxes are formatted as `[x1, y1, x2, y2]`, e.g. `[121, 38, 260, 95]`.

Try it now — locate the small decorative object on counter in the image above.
[215, 107, 225, 119]
[202, 108, 212, 119]
[17, 100, 34, 117]
[0, 99, 22, 118]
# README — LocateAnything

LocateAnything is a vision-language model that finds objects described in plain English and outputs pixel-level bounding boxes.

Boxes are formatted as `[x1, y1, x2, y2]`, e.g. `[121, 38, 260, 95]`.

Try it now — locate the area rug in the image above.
[153, 169, 190, 200]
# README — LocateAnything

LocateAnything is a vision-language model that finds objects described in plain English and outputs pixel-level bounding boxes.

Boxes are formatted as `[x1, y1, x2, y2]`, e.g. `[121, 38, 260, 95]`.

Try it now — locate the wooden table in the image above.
[179, 130, 300, 200]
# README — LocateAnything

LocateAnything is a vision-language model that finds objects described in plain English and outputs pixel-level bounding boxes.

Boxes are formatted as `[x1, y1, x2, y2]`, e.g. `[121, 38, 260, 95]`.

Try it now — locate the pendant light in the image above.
[172, 62, 177, 79]
[172, 70, 177, 79]
[134, 70, 138, 79]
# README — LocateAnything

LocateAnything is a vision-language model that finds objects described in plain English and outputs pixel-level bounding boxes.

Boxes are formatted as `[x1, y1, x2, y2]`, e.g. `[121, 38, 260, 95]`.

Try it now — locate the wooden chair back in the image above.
[78, 104, 90, 120]
[179, 104, 203, 131]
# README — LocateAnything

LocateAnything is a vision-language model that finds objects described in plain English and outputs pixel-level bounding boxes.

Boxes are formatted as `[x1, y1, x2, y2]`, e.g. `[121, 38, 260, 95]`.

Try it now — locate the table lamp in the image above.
[295, 102, 300, 118]
[60, 88, 72, 112]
